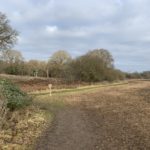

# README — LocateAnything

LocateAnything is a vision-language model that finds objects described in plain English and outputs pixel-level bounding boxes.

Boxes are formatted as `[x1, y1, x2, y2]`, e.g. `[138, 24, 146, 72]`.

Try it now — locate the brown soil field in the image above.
[35, 80, 150, 150]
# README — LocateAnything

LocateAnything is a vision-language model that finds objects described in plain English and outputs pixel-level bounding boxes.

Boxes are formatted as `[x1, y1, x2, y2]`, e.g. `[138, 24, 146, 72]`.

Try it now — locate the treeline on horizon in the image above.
[0, 49, 150, 83]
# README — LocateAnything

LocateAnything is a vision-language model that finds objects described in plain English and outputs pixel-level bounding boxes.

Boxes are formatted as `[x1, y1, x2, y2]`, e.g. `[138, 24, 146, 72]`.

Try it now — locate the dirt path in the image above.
[35, 107, 97, 150]
[35, 81, 150, 150]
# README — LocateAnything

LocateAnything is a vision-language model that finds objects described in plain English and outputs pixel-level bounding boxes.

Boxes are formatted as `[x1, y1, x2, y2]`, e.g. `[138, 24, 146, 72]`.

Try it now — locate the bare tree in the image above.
[87, 49, 114, 68]
[26, 60, 47, 77]
[0, 12, 18, 51]
[1, 49, 23, 63]
[1, 49, 24, 75]
[49, 50, 71, 65]
[48, 50, 72, 77]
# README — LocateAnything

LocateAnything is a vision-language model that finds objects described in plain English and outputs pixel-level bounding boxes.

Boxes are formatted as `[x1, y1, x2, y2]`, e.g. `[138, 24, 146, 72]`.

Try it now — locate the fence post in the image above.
[48, 84, 52, 96]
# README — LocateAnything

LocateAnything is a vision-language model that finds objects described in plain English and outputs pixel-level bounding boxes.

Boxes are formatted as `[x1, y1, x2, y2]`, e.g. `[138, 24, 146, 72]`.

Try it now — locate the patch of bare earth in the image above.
[35, 81, 150, 150]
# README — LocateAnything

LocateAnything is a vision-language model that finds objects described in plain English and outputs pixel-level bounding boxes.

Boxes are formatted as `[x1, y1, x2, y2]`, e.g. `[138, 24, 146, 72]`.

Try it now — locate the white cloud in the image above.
[46, 25, 58, 33]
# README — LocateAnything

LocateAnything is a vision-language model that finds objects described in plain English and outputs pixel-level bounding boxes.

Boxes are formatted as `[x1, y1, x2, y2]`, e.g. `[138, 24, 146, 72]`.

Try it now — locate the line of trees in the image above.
[0, 49, 126, 82]
[1, 49, 150, 82]
[125, 71, 150, 79]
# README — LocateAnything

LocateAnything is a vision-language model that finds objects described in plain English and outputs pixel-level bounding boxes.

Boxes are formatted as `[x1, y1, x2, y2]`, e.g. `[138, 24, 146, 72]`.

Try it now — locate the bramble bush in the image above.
[0, 79, 31, 111]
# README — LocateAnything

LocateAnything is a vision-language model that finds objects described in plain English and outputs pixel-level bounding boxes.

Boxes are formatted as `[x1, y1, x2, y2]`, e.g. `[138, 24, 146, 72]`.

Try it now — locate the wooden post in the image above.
[48, 84, 52, 96]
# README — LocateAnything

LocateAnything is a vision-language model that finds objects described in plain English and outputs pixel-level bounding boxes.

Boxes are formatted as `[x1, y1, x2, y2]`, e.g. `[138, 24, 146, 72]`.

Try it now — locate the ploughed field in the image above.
[35, 80, 150, 150]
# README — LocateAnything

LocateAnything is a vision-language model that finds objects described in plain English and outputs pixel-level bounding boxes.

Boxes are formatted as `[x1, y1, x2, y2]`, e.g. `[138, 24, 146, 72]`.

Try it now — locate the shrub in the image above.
[0, 79, 31, 111]
[0, 90, 8, 129]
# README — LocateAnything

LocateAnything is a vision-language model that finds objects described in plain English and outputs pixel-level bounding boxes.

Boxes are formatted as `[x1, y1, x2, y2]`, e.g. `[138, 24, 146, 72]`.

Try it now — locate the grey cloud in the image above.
[0, 0, 150, 72]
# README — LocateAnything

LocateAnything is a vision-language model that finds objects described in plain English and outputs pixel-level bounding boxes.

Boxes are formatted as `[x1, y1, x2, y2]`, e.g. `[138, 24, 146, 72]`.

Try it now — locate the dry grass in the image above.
[0, 105, 49, 150]
[68, 81, 150, 149]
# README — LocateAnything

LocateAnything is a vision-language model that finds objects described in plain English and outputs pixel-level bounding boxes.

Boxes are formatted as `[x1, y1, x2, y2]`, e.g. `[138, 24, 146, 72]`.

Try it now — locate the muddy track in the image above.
[35, 81, 150, 150]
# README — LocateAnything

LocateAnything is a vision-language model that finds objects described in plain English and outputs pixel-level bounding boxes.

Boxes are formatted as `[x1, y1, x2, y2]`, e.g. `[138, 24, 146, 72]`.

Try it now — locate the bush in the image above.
[0, 79, 31, 111]
[0, 90, 8, 129]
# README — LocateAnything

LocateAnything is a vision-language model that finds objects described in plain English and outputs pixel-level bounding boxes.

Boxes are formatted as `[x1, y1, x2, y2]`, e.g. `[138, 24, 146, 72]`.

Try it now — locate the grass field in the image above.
[1, 79, 150, 149]
[34, 80, 150, 150]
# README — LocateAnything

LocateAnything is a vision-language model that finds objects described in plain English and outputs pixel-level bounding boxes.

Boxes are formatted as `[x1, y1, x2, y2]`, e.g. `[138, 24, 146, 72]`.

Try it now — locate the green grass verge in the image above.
[30, 81, 129, 96]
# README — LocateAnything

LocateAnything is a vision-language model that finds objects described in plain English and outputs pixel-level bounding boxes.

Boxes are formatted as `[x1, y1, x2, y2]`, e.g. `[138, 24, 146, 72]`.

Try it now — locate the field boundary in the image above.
[29, 81, 130, 96]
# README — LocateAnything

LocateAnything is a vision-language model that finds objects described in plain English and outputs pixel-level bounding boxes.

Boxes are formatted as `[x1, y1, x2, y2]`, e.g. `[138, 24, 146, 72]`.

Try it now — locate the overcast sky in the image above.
[0, 0, 150, 72]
